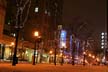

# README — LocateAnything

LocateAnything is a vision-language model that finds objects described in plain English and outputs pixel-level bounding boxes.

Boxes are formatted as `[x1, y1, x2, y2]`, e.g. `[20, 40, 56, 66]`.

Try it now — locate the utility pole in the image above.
[71, 34, 75, 65]
[54, 31, 58, 66]
[83, 40, 87, 66]
[33, 40, 37, 65]
[54, 43, 57, 65]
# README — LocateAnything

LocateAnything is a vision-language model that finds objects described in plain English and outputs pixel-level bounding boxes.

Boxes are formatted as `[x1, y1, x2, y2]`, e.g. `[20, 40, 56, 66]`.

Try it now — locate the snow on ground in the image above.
[0, 63, 108, 72]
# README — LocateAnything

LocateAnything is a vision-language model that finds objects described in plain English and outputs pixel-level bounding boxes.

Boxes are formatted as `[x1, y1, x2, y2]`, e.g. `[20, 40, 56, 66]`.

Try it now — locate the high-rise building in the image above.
[2, 0, 63, 48]
[101, 32, 108, 63]
[24, 0, 63, 42]
[0, 0, 63, 62]
[22, 0, 63, 51]
[101, 32, 107, 49]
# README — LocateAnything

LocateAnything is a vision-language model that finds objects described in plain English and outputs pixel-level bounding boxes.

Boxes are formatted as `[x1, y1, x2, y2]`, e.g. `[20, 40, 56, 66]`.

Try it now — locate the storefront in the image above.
[0, 42, 52, 63]
[23, 48, 33, 62]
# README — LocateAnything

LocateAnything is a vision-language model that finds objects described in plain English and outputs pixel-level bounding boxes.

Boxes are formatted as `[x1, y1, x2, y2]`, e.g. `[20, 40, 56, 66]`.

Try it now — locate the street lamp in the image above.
[11, 42, 15, 46]
[61, 42, 66, 65]
[92, 55, 95, 59]
[54, 41, 57, 66]
[49, 50, 53, 63]
[49, 50, 53, 54]
[88, 54, 91, 57]
[83, 51, 86, 66]
[33, 31, 39, 65]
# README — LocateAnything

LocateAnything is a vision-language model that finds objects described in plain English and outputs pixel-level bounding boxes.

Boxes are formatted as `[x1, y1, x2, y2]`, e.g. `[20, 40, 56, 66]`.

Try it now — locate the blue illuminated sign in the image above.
[60, 30, 67, 48]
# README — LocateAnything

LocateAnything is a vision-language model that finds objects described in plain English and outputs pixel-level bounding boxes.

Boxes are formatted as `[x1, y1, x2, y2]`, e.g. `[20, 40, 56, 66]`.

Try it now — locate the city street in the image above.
[0, 0, 107, 72]
[0, 63, 108, 72]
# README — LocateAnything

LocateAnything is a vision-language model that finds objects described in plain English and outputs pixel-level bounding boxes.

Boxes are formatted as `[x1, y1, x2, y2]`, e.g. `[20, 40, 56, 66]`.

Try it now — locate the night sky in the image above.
[63, 0, 107, 34]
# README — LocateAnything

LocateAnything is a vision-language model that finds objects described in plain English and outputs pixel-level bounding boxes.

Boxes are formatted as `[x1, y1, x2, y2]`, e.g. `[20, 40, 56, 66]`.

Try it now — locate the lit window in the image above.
[25, 51, 28, 54]
[101, 46, 104, 49]
[45, 10, 47, 14]
[13, 33, 16, 37]
[8, 22, 10, 25]
[101, 40, 104, 42]
[48, 12, 50, 16]
[101, 32, 104, 35]
[35, 7, 38, 12]
[101, 43, 104, 45]
[101, 36, 104, 39]
[58, 25, 62, 30]
[11, 33, 16, 37]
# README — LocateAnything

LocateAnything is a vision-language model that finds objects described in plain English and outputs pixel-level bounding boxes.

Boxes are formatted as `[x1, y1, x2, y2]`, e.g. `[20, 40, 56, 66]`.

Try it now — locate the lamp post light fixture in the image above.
[11, 42, 15, 46]
[88, 54, 91, 57]
[49, 50, 53, 54]
[92, 55, 95, 59]
[33, 31, 39, 65]
[34, 31, 39, 37]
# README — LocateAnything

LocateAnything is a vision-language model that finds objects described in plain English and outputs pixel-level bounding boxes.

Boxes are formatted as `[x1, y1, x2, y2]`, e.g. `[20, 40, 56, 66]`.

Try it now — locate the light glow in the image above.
[35, 7, 38, 12]
[60, 30, 67, 48]
[89, 54, 91, 57]
[34, 31, 39, 37]
[101, 36, 104, 39]
[49, 50, 53, 54]
[101, 32, 104, 35]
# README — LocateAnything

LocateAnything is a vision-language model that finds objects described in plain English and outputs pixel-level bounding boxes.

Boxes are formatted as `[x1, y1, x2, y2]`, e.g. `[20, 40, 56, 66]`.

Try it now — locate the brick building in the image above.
[0, 0, 63, 63]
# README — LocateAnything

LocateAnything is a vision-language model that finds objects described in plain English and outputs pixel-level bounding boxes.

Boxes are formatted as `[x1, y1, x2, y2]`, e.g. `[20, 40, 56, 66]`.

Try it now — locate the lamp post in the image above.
[61, 42, 66, 65]
[71, 34, 76, 65]
[83, 51, 86, 66]
[83, 40, 87, 66]
[61, 48, 64, 65]
[54, 41, 57, 65]
[33, 31, 39, 65]
[49, 50, 53, 63]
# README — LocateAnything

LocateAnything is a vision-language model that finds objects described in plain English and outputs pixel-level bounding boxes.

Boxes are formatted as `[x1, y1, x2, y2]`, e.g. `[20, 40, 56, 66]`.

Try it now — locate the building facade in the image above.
[22, 0, 64, 55]
[0, 0, 6, 42]
[0, 0, 63, 63]
[0, 0, 7, 59]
